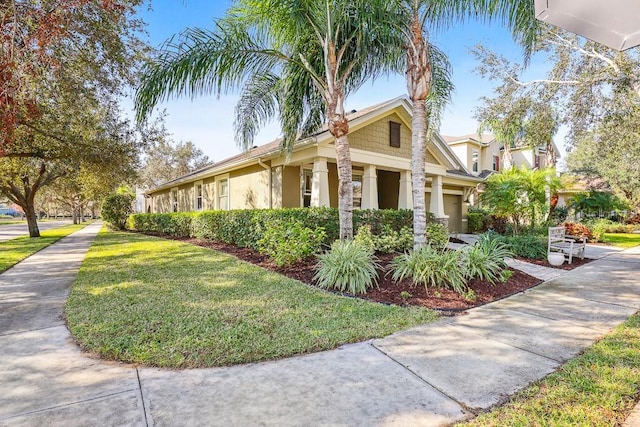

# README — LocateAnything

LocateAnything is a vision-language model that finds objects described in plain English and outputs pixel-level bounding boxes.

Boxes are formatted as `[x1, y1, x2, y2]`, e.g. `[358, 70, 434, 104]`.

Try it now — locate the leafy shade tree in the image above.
[472, 24, 640, 149]
[139, 117, 210, 189]
[0, 0, 145, 237]
[566, 106, 640, 210]
[481, 166, 560, 234]
[136, 0, 401, 240]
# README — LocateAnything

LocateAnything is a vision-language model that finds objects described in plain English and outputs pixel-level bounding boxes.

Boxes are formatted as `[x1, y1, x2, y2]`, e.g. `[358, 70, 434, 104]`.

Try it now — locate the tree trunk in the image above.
[328, 111, 353, 241]
[24, 201, 40, 238]
[411, 99, 428, 249]
[502, 144, 513, 170]
[406, 11, 432, 249]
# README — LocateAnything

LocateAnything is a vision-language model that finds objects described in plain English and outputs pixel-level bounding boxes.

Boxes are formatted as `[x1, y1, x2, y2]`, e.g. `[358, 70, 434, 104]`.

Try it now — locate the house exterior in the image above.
[144, 97, 482, 233]
[442, 133, 560, 177]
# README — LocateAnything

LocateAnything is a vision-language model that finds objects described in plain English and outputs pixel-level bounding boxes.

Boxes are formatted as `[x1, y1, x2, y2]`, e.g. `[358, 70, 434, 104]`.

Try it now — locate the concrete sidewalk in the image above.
[1, 225, 639, 426]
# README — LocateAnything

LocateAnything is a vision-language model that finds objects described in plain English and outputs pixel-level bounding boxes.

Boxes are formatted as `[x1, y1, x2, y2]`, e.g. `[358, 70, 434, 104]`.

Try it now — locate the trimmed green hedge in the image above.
[127, 207, 426, 249]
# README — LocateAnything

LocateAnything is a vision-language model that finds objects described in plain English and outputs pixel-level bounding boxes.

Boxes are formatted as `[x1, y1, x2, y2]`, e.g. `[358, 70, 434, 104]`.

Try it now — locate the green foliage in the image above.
[389, 246, 467, 294]
[354, 224, 413, 254]
[489, 233, 547, 259]
[458, 234, 511, 284]
[258, 220, 325, 267]
[129, 208, 420, 250]
[467, 212, 489, 233]
[482, 167, 561, 234]
[568, 190, 630, 215]
[425, 222, 450, 250]
[101, 193, 134, 230]
[314, 240, 379, 295]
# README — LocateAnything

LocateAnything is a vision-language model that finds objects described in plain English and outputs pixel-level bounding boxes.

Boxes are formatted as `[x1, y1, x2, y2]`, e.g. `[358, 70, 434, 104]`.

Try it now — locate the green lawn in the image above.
[0, 223, 88, 273]
[458, 312, 640, 426]
[603, 233, 640, 248]
[66, 230, 438, 368]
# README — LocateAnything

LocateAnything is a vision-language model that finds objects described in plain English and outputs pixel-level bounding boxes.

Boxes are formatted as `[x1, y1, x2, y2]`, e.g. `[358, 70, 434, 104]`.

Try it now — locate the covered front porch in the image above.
[283, 157, 476, 233]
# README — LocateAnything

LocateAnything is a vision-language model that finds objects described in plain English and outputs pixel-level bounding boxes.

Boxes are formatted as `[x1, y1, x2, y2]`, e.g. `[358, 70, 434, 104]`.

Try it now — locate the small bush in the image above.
[258, 220, 325, 267]
[425, 222, 450, 250]
[458, 234, 511, 284]
[101, 193, 134, 230]
[563, 222, 594, 241]
[354, 225, 413, 254]
[489, 233, 547, 259]
[389, 246, 466, 294]
[314, 240, 379, 295]
[467, 207, 491, 233]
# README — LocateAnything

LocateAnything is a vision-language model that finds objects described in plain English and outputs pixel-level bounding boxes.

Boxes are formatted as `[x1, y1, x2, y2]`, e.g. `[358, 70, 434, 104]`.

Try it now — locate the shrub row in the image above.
[128, 207, 424, 251]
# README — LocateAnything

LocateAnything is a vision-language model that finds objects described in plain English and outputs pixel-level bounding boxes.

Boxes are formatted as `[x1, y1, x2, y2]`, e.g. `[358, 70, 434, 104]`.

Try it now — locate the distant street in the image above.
[0, 221, 72, 243]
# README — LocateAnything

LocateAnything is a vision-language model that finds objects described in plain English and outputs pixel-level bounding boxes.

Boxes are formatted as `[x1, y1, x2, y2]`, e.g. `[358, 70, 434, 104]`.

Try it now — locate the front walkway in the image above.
[1, 224, 639, 426]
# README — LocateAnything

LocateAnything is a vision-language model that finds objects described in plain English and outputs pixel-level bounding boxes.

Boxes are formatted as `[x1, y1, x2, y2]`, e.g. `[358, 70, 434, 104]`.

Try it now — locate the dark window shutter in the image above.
[389, 121, 401, 148]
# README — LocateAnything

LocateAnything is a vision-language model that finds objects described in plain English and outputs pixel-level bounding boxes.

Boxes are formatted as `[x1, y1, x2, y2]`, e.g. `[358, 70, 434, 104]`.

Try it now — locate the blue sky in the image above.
[132, 1, 560, 163]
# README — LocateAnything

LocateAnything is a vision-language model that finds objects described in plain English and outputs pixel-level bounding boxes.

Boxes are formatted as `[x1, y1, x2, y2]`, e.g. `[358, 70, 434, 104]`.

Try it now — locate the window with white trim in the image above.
[472, 151, 479, 173]
[352, 175, 362, 208]
[302, 169, 312, 207]
[171, 188, 178, 212]
[218, 179, 229, 210]
[194, 182, 203, 210]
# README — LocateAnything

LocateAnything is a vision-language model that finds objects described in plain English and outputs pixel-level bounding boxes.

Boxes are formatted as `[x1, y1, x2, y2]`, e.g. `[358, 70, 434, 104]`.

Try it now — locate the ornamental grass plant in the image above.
[314, 239, 380, 294]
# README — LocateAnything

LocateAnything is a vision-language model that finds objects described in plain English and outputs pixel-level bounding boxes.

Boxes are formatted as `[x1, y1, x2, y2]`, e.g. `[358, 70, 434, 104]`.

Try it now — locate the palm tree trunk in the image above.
[328, 110, 353, 241]
[406, 10, 432, 249]
[411, 99, 428, 249]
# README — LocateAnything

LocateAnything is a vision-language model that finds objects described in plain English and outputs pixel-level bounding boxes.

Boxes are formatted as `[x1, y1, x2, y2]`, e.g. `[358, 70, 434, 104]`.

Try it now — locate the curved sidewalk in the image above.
[1, 224, 639, 426]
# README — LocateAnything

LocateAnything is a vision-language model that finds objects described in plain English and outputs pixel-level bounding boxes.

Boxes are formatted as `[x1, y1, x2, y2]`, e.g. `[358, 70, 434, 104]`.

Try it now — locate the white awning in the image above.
[535, 0, 640, 51]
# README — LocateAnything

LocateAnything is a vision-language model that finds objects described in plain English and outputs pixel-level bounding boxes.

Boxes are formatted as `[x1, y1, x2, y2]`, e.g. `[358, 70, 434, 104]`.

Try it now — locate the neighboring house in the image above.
[145, 97, 482, 233]
[442, 133, 561, 177]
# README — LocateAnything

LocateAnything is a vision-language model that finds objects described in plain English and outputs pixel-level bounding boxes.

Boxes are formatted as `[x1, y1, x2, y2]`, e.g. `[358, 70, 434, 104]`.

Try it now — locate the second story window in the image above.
[389, 121, 401, 148]
[195, 183, 203, 210]
[472, 151, 479, 173]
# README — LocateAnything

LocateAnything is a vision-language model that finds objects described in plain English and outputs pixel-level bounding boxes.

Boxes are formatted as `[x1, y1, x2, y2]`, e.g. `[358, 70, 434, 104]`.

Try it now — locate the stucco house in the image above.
[442, 133, 561, 177]
[144, 97, 482, 233]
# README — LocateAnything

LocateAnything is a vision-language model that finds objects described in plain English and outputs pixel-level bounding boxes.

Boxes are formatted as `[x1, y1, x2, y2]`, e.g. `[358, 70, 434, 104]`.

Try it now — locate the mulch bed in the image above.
[159, 234, 549, 313]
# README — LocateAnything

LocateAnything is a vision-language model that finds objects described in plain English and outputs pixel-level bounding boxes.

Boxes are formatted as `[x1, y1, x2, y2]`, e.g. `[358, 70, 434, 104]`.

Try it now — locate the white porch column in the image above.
[429, 174, 448, 221]
[361, 165, 378, 209]
[398, 170, 413, 209]
[311, 157, 330, 207]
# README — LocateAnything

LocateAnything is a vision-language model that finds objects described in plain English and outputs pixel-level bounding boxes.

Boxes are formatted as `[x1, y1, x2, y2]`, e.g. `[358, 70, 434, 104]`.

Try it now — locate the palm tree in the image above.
[135, 0, 398, 240]
[387, 0, 538, 249]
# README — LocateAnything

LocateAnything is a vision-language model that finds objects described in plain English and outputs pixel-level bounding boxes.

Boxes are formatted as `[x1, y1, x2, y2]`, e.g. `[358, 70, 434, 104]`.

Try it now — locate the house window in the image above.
[493, 155, 500, 172]
[389, 121, 401, 148]
[218, 179, 229, 210]
[472, 151, 479, 173]
[195, 182, 203, 210]
[353, 175, 362, 209]
[303, 169, 312, 207]
[171, 188, 178, 212]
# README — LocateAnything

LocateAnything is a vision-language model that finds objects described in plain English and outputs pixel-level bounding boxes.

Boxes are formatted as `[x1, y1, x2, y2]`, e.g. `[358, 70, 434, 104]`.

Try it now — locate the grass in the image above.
[0, 223, 89, 273]
[66, 230, 438, 368]
[603, 233, 640, 248]
[458, 312, 640, 426]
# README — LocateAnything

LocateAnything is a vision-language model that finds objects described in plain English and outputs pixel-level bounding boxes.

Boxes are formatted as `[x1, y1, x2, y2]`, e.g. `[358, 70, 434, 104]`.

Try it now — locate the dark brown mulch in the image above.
[515, 256, 594, 271]
[159, 235, 544, 313]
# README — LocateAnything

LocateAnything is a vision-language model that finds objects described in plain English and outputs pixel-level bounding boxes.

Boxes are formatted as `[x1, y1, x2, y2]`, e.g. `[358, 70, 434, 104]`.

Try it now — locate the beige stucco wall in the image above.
[229, 164, 270, 209]
[150, 189, 171, 213]
[281, 166, 301, 208]
[512, 149, 534, 169]
[481, 140, 501, 171]
[203, 177, 216, 210]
